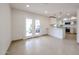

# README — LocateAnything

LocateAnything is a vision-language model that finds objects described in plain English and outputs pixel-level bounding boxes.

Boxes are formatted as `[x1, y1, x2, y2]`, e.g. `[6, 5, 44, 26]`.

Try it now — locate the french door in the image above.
[26, 19, 41, 38]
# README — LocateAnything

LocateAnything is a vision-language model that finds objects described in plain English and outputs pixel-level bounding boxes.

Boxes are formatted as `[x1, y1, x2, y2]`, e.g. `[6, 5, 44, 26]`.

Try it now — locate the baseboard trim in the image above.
[12, 34, 48, 41]
[12, 39, 23, 42]
[25, 34, 48, 39]
[5, 40, 12, 55]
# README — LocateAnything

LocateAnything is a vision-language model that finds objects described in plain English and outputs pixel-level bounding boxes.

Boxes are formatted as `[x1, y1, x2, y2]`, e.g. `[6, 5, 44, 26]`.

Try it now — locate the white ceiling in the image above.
[10, 3, 79, 17]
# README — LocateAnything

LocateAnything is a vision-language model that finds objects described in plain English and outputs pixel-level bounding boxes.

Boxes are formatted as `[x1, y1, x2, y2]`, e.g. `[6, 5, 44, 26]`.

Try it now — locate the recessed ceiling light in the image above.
[44, 10, 48, 14]
[64, 18, 68, 21]
[26, 5, 30, 7]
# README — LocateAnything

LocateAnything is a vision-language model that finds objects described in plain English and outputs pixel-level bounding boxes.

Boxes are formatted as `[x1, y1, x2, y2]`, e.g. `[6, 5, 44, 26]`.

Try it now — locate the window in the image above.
[35, 19, 41, 35]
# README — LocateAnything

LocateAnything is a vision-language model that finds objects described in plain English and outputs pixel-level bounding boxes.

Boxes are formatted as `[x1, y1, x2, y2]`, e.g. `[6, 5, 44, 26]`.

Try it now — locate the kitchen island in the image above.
[48, 26, 65, 39]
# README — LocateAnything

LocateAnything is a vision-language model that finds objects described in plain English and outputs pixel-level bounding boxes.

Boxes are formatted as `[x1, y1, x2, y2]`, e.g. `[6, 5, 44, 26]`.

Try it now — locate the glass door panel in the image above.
[26, 19, 32, 37]
[26, 19, 41, 38]
[35, 19, 41, 35]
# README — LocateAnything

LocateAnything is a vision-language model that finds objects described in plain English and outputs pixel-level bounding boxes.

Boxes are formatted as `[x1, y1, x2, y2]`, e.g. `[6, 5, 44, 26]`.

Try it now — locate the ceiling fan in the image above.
[48, 11, 62, 18]
[48, 16, 56, 18]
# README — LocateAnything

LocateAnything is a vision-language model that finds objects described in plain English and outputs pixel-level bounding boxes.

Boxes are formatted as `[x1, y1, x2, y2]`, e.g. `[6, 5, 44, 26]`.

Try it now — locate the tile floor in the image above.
[6, 34, 79, 55]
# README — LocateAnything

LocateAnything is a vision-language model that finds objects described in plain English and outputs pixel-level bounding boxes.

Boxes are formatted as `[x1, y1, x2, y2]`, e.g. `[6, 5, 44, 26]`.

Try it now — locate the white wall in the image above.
[77, 10, 79, 43]
[0, 4, 11, 54]
[12, 9, 49, 40]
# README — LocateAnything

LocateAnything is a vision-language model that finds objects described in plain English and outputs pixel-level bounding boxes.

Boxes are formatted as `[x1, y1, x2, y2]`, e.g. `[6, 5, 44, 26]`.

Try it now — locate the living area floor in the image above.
[6, 34, 79, 55]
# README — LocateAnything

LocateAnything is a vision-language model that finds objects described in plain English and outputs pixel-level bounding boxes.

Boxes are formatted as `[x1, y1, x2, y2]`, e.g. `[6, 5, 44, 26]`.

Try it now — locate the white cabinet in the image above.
[48, 27, 65, 39]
